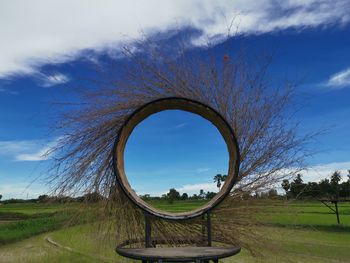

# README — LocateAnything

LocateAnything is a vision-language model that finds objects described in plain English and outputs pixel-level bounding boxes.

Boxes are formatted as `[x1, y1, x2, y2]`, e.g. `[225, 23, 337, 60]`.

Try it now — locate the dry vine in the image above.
[47, 37, 315, 260]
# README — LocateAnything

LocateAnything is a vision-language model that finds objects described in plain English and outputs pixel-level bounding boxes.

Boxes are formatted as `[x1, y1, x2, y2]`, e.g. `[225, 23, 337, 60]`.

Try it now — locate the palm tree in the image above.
[214, 174, 228, 190]
[214, 174, 222, 190]
[281, 179, 290, 194]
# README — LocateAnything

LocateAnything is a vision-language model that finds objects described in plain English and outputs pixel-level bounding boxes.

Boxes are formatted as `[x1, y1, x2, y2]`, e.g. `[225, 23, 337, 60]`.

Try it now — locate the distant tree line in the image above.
[281, 170, 350, 200]
[139, 173, 230, 204]
[3, 171, 348, 204]
[140, 188, 217, 204]
[0, 192, 104, 204]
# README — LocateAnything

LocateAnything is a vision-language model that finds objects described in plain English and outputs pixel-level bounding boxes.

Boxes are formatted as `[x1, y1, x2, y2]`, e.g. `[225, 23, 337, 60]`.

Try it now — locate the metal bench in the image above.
[116, 246, 241, 263]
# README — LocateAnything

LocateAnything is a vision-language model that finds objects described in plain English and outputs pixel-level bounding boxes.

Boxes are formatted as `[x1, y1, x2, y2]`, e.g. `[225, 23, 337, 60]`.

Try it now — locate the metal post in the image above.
[335, 201, 340, 224]
[145, 212, 152, 248]
[201, 214, 206, 245]
[207, 211, 212, 247]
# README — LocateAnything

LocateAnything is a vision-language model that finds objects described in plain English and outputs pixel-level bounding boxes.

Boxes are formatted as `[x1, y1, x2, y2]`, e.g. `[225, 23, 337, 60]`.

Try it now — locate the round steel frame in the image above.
[113, 97, 240, 220]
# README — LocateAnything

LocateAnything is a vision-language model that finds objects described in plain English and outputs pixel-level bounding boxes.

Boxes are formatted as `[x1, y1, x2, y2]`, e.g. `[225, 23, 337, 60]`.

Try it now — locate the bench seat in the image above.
[116, 246, 241, 262]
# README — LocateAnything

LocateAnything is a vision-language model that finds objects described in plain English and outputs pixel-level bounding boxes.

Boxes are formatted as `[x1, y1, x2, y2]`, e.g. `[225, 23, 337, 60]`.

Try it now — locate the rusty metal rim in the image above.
[112, 97, 240, 220]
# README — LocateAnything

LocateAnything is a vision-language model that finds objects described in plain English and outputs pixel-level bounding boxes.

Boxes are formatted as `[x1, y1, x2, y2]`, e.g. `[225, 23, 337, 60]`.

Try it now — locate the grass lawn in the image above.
[0, 200, 350, 262]
[147, 199, 209, 212]
[0, 203, 73, 215]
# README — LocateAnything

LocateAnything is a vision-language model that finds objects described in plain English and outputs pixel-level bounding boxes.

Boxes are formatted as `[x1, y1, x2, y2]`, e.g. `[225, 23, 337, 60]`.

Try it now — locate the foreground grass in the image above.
[0, 217, 63, 245]
[1, 200, 350, 262]
[1, 223, 349, 263]
[0, 203, 94, 245]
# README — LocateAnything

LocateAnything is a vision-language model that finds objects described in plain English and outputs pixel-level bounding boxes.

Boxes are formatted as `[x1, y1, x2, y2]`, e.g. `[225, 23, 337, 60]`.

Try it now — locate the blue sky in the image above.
[125, 110, 229, 196]
[1, 1, 350, 199]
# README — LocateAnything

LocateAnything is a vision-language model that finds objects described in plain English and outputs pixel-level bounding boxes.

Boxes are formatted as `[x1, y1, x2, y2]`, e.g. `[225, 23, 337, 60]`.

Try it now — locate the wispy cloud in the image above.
[174, 123, 186, 129]
[36, 72, 70, 87]
[0, 0, 349, 78]
[15, 146, 51, 161]
[0, 87, 18, 95]
[324, 68, 350, 89]
[0, 182, 48, 200]
[0, 138, 59, 161]
[196, 167, 210, 173]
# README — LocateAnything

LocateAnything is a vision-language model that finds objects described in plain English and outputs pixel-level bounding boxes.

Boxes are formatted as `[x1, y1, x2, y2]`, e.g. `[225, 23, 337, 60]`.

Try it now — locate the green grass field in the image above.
[0, 200, 350, 262]
[147, 199, 209, 212]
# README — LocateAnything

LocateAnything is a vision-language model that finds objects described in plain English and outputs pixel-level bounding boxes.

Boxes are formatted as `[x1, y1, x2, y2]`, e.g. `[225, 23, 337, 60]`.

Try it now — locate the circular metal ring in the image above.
[113, 97, 240, 220]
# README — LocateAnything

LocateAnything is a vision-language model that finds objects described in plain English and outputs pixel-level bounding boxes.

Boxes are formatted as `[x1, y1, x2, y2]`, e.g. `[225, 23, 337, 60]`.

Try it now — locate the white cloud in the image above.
[324, 68, 350, 88]
[0, 0, 349, 78]
[0, 138, 58, 161]
[177, 182, 218, 195]
[0, 182, 48, 200]
[36, 73, 70, 87]
[15, 146, 51, 161]
[302, 161, 350, 182]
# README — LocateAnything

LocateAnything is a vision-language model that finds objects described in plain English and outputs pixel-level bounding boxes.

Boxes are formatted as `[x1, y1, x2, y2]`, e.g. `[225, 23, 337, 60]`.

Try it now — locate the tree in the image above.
[167, 188, 180, 204]
[38, 194, 49, 203]
[294, 174, 303, 184]
[331, 171, 341, 185]
[281, 179, 290, 194]
[290, 174, 306, 198]
[181, 193, 188, 200]
[214, 174, 228, 190]
[0, 194, 2, 201]
[214, 174, 223, 189]
[83, 192, 103, 203]
[305, 182, 320, 198]
[318, 170, 348, 224]
[268, 189, 278, 197]
[330, 171, 341, 199]
[199, 189, 205, 199]
[319, 178, 331, 198]
[191, 194, 199, 200]
[339, 180, 350, 198]
[205, 192, 216, 199]
[140, 194, 151, 200]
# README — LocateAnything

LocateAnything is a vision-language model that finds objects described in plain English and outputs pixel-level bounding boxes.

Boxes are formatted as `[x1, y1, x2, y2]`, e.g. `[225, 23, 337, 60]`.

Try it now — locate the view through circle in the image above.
[124, 109, 229, 214]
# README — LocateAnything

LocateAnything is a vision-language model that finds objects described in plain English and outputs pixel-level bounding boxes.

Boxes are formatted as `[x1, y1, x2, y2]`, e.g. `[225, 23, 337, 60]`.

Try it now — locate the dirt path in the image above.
[44, 236, 73, 251]
[44, 236, 113, 262]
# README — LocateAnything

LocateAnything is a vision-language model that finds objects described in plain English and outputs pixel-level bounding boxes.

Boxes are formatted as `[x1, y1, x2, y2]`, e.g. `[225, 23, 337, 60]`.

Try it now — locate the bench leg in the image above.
[213, 260, 219, 263]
